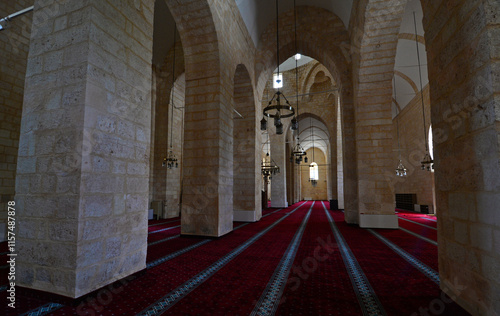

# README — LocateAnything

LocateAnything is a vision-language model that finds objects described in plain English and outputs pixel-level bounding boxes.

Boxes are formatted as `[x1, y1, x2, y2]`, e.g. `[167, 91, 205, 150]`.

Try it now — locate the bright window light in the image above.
[309, 162, 319, 180]
[273, 73, 283, 89]
[429, 125, 433, 160]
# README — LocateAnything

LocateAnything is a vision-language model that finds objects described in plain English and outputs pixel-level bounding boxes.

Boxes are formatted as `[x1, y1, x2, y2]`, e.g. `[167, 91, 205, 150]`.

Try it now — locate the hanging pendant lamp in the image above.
[289, 0, 307, 165]
[260, 0, 295, 135]
[163, 23, 179, 169]
[412, 12, 433, 171]
[394, 77, 407, 177]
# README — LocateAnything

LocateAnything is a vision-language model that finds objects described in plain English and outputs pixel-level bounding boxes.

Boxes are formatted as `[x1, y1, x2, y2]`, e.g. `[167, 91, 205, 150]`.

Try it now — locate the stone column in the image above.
[337, 100, 345, 209]
[233, 65, 261, 222]
[270, 132, 287, 208]
[424, 0, 500, 314]
[351, 2, 405, 228]
[16, 0, 153, 298]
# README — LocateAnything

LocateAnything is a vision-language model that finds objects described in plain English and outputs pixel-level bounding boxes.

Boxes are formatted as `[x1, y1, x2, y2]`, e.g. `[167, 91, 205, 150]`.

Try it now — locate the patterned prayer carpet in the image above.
[2, 203, 471, 316]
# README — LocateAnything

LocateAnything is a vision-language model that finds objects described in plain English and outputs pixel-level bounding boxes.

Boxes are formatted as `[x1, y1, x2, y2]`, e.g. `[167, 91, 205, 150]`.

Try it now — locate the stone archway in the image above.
[255, 5, 357, 220]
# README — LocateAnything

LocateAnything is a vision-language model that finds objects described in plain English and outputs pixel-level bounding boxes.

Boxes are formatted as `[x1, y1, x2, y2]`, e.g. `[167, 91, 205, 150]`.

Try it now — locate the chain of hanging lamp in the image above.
[163, 23, 178, 169]
[394, 76, 407, 177]
[260, 0, 296, 135]
[413, 12, 433, 171]
[290, 0, 307, 164]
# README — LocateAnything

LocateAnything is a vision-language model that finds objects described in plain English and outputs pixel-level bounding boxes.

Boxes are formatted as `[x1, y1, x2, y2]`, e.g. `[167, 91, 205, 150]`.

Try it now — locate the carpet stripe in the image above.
[137, 201, 308, 315]
[251, 202, 314, 316]
[148, 225, 180, 235]
[146, 239, 212, 269]
[263, 208, 283, 217]
[20, 303, 63, 316]
[368, 229, 439, 285]
[150, 208, 282, 247]
[399, 217, 437, 230]
[322, 202, 387, 316]
[148, 218, 180, 227]
[148, 234, 180, 246]
[399, 227, 438, 246]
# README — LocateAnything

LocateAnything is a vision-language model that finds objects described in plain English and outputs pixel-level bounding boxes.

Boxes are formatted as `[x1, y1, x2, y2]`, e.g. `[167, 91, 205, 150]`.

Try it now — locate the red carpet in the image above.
[163, 202, 312, 315]
[2, 202, 471, 316]
[276, 203, 362, 315]
[330, 210, 468, 316]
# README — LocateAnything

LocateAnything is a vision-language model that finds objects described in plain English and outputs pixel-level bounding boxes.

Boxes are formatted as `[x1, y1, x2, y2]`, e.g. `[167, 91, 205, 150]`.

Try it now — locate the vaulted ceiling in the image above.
[235, 0, 353, 47]
[153, 0, 428, 118]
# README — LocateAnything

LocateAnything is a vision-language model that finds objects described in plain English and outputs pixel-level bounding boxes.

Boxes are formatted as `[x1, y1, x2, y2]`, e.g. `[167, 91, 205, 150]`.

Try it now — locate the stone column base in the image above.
[359, 214, 398, 229]
[233, 210, 257, 222]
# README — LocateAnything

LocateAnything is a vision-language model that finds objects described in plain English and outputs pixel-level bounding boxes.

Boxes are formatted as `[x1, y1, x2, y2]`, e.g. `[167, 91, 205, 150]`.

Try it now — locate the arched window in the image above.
[428, 125, 435, 172]
[309, 162, 319, 181]
[428, 125, 433, 160]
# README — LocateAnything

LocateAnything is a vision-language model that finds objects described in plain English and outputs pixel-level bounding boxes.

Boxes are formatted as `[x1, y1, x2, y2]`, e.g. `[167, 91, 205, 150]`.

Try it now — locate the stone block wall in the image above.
[0, 0, 34, 239]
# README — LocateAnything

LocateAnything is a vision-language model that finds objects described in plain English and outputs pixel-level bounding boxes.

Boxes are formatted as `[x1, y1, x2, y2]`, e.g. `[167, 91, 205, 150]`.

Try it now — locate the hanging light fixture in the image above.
[308, 118, 318, 187]
[413, 12, 433, 171]
[163, 23, 179, 169]
[289, 0, 307, 165]
[260, 0, 295, 135]
[261, 132, 280, 182]
[394, 76, 407, 177]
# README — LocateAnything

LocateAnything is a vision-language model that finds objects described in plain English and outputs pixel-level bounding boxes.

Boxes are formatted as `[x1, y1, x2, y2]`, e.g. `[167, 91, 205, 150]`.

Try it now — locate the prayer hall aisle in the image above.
[3, 202, 469, 315]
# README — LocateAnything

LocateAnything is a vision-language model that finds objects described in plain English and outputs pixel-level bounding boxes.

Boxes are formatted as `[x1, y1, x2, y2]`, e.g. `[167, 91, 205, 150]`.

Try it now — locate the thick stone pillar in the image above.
[336, 99, 345, 209]
[423, 0, 500, 314]
[270, 132, 287, 208]
[16, 0, 153, 298]
[233, 65, 261, 222]
[350, 1, 405, 228]
[168, 0, 233, 238]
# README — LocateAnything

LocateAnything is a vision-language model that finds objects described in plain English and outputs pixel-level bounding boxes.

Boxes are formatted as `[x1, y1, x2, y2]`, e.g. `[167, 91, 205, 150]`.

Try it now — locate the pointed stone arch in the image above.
[255, 5, 356, 220]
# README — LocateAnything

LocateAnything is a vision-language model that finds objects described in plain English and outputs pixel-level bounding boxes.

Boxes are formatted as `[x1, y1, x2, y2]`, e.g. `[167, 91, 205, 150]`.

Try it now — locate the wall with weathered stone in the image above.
[0, 0, 34, 240]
